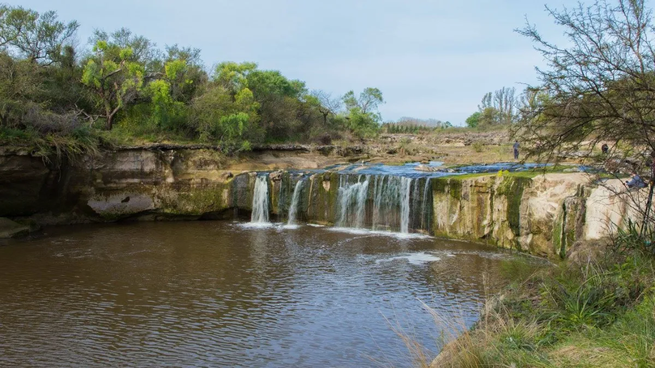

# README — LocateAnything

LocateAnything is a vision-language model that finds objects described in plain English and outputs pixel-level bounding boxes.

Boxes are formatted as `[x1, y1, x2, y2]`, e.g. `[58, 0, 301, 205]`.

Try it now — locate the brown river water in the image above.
[0, 221, 533, 367]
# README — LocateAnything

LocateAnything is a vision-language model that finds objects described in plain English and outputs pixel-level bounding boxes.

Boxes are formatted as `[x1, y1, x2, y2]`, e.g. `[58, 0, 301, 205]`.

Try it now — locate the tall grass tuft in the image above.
[397, 236, 655, 367]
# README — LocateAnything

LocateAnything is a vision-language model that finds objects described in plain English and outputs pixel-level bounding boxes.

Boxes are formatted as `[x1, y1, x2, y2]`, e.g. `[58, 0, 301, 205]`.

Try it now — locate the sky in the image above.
[7, 0, 570, 125]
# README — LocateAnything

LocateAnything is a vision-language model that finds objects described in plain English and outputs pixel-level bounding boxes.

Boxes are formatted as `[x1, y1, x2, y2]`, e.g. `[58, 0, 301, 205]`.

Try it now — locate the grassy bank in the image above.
[428, 234, 655, 367]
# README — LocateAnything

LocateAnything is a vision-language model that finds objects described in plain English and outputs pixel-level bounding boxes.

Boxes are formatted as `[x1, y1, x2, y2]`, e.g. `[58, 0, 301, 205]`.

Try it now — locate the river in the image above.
[0, 221, 529, 367]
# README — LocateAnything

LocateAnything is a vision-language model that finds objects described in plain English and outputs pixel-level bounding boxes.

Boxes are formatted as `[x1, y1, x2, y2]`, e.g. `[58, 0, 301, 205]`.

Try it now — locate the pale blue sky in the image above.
[7, 0, 570, 125]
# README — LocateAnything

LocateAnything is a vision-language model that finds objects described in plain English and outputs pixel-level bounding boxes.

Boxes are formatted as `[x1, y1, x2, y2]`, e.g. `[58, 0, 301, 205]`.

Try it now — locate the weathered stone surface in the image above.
[584, 179, 649, 240]
[431, 174, 592, 257]
[88, 193, 156, 219]
[0, 145, 639, 258]
[0, 217, 30, 239]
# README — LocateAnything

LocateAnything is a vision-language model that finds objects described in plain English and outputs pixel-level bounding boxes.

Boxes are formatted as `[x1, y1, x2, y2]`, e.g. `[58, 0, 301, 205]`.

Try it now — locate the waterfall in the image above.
[251, 175, 270, 224]
[421, 178, 432, 231]
[336, 174, 417, 234]
[287, 179, 305, 226]
[336, 175, 370, 228]
[371, 175, 401, 231]
[400, 177, 413, 234]
[243, 171, 432, 234]
[411, 179, 421, 231]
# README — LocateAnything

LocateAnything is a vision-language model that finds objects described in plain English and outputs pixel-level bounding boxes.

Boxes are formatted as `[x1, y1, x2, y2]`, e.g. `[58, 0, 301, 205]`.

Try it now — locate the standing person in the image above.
[513, 140, 520, 160]
[601, 143, 609, 154]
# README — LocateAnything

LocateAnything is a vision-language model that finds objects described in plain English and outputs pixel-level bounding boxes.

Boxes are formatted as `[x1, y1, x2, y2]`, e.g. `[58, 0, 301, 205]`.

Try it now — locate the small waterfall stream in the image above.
[287, 179, 305, 226]
[336, 174, 421, 234]
[247, 171, 434, 235]
[336, 175, 370, 228]
[400, 177, 413, 234]
[251, 175, 270, 224]
[421, 178, 432, 231]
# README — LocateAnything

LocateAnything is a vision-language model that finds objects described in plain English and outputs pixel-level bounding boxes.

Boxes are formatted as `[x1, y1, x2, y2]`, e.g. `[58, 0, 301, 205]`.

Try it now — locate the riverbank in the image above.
[429, 240, 655, 367]
[2, 136, 652, 366]
[0, 137, 642, 260]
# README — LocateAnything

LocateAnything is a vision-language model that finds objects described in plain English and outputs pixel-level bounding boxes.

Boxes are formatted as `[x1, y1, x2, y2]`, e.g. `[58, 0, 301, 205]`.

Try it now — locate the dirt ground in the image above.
[362, 130, 517, 165]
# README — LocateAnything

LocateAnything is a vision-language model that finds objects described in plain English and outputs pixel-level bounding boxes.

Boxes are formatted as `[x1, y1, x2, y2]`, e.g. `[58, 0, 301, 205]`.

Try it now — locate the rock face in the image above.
[431, 174, 590, 257]
[0, 147, 644, 258]
[0, 218, 30, 239]
[0, 148, 238, 223]
[583, 179, 651, 240]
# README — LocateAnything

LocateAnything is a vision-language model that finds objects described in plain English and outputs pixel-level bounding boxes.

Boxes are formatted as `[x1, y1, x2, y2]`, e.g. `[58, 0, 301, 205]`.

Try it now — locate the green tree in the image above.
[0, 51, 40, 127]
[479, 107, 500, 127]
[191, 84, 261, 150]
[214, 62, 257, 96]
[0, 5, 78, 64]
[246, 69, 307, 142]
[342, 88, 384, 138]
[163, 45, 207, 103]
[466, 112, 481, 128]
[81, 41, 145, 130]
[91, 28, 160, 72]
[143, 59, 191, 130]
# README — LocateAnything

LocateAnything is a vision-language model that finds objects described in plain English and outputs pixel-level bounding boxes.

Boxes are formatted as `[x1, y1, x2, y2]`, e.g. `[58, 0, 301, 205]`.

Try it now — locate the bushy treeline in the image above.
[465, 86, 529, 128]
[382, 117, 453, 134]
[0, 4, 384, 152]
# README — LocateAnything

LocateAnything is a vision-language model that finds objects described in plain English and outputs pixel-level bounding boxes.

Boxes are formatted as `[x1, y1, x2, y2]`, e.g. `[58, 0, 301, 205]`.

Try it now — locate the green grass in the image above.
[429, 240, 655, 367]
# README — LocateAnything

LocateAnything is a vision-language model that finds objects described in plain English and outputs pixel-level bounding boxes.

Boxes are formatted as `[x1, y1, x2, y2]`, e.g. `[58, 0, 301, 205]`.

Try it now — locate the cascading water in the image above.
[336, 175, 370, 228]
[251, 175, 270, 224]
[336, 174, 417, 234]
[287, 179, 305, 226]
[400, 177, 413, 234]
[411, 179, 421, 230]
[421, 178, 432, 231]
[244, 170, 432, 234]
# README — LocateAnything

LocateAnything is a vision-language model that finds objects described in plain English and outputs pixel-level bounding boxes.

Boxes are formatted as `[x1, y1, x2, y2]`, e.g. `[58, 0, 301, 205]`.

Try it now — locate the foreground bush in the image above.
[425, 236, 655, 368]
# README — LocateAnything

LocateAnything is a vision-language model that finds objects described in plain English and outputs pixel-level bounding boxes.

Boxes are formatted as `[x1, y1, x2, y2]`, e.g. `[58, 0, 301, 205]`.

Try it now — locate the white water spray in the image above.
[251, 175, 270, 224]
[337, 175, 370, 228]
[421, 178, 431, 230]
[287, 179, 305, 226]
[400, 177, 413, 234]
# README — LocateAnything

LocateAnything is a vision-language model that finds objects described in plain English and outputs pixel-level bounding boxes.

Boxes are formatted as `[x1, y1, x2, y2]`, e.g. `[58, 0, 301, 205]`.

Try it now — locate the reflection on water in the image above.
[0, 222, 533, 367]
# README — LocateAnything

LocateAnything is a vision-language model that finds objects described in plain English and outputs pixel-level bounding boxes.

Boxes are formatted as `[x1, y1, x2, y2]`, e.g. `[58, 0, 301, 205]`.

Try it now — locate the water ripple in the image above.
[0, 221, 536, 367]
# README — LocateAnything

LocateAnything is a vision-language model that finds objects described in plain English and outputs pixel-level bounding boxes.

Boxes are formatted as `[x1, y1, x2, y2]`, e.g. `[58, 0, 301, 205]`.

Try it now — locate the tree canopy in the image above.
[0, 3, 386, 153]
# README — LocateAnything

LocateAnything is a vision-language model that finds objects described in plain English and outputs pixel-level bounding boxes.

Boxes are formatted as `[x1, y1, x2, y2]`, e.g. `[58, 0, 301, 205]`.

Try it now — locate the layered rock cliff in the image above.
[0, 147, 647, 258]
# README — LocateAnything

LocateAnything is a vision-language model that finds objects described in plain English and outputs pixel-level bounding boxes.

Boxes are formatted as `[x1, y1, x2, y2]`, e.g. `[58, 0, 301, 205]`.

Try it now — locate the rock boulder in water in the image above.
[0, 218, 30, 239]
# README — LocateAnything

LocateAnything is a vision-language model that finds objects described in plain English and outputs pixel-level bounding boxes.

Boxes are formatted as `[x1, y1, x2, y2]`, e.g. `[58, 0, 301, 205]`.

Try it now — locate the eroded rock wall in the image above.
[1, 147, 643, 258]
[431, 174, 591, 257]
[0, 148, 241, 223]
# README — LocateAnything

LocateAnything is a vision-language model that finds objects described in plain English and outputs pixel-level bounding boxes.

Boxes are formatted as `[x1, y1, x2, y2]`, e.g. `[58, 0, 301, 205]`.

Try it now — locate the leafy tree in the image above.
[191, 83, 261, 150]
[473, 87, 517, 127]
[91, 28, 160, 72]
[0, 5, 78, 64]
[81, 41, 145, 130]
[343, 87, 384, 114]
[39, 45, 91, 114]
[145, 60, 189, 130]
[214, 62, 257, 96]
[342, 88, 384, 138]
[163, 45, 207, 103]
[466, 112, 481, 128]
[0, 51, 40, 127]
[479, 107, 500, 127]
